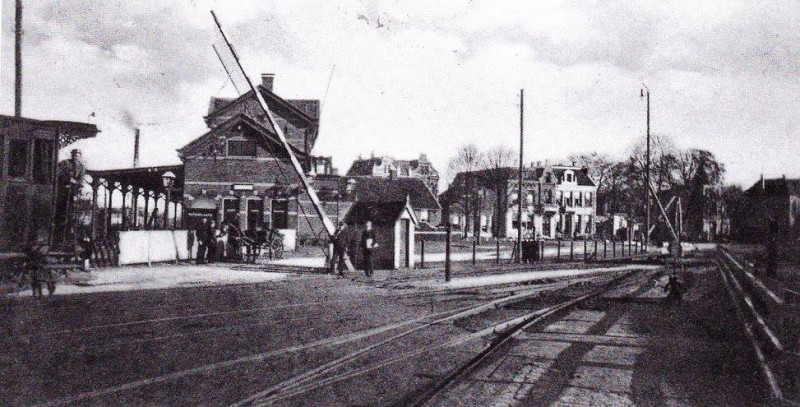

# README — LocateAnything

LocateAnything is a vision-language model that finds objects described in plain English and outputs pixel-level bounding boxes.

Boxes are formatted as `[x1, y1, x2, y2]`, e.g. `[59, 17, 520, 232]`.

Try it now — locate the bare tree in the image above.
[447, 144, 484, 236]
[481, 146, 517, 237]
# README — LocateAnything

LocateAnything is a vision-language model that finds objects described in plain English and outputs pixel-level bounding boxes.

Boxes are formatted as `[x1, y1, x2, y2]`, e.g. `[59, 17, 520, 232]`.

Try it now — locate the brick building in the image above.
[347, 154, 440, 195]
[440, 163, 597, 239]
[177, 74, 329, 250]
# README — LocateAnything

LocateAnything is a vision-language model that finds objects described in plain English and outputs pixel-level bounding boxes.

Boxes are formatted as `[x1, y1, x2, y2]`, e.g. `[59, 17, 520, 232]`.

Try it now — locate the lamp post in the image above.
[162, 171, 176, 230]
[640, 84, 650, 252]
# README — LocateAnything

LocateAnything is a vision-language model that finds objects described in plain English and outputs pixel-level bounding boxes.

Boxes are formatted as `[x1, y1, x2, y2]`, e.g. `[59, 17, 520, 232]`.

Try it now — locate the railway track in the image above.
[231, 269, 644, 406]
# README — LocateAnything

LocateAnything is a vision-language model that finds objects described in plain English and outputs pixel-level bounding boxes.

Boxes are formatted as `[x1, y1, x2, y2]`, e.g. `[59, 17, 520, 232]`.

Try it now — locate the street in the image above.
[1, 253, 767, 406]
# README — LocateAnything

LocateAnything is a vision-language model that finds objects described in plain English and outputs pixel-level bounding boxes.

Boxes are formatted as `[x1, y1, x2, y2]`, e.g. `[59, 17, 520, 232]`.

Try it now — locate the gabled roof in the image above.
[343, 201, 418, 226]
[310, 176, 440, 210]
[205, 86, 317, 128]
[347, 158, 382, 176]
[176, 112, 307, 159]
[351, 177, 440, 210]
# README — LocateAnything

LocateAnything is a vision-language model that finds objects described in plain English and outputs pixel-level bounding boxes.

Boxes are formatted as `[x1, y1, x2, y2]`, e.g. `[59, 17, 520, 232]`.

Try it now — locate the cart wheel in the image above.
[271, 238, 284, 260]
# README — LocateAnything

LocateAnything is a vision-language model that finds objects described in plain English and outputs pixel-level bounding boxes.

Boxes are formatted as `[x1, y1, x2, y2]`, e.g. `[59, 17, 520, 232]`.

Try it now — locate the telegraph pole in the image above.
[516, 89, 524, 263]
[641, 85, 650, 252]
[15, 0, 23, 117]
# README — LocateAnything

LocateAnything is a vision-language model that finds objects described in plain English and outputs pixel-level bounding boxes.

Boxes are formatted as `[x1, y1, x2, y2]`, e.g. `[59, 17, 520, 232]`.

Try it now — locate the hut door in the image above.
[399, 219, 410, 268]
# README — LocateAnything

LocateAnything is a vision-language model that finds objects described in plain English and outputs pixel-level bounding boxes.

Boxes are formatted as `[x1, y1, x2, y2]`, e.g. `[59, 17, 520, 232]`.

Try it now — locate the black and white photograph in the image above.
[1, 1, 798, 405]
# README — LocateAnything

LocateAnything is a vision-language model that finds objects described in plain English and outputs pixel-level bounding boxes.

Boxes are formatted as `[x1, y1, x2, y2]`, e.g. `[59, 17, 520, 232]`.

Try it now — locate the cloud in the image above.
[1, 0, 798, 187]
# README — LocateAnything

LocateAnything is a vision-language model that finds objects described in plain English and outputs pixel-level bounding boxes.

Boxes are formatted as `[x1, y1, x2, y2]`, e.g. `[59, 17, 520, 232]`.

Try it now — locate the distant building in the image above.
[440, 163, 598, 239]
[301, 175, 441, 241]
[346, 154, 440, 196]
[733, 176, 800, 240]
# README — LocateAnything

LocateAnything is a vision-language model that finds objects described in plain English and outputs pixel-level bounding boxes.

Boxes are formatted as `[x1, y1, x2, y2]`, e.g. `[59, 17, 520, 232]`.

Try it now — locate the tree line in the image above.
[445, 136, 739, 240]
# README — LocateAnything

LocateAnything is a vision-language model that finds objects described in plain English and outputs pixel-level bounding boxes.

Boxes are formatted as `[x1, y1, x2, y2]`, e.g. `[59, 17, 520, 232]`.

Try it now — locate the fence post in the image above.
[540, 241, 544, 262]
[594, 240, 598, 260]
[613, 239, 616, 258]
[420, 239, 425, 269]
[445, 223, 451, 282]
[570, 240, 574, 261]
[557, 239, 561, 262]
[496, 240, 500, 265]
[472, 240, 477, 266]
[584, 240, 587, 261]
[604, 239, 607, 259]
[621, 239, 625, 257]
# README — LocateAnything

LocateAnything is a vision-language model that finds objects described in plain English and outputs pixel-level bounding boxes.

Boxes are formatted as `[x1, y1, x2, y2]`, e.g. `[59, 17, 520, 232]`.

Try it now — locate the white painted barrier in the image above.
[118, 230, 193, 266]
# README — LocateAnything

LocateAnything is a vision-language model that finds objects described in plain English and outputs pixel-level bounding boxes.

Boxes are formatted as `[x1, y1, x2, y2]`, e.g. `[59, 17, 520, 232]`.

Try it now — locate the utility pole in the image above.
[641, 85, 650, 252]
[15, 0, 23, 117]
[516, 89, 524, 263]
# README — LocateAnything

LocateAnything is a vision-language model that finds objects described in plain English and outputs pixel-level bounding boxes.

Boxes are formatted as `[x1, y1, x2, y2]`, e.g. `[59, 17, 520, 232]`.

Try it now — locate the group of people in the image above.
[193, 218, 223, 264]
[330, 221, 378, 277]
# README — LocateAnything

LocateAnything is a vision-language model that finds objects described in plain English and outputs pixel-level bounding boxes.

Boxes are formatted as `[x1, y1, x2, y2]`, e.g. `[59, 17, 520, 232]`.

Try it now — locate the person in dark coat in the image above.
[664, 274, 683, 302]
[331, 223, 348, 276]
[195, 219, 208, 264]
[25, 245, 47, 298]
[360, 221, 378, 277]
[206, 220, 218, 263]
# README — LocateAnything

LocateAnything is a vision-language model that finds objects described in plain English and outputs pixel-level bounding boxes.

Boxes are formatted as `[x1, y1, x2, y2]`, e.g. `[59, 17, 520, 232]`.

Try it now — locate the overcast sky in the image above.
[1, 0, 798, 188]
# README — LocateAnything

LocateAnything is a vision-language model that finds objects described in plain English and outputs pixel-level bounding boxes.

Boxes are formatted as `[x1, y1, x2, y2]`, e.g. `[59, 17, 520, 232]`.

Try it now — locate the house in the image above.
[177, 73, 332, 250]
[0, 115, 98, 250]
[347, 154, 440, 195]
[440, 162, 598, 239]
[298, 175, 442, 241]
[733, 176, 800, 240]
[342, 199, 418, 269]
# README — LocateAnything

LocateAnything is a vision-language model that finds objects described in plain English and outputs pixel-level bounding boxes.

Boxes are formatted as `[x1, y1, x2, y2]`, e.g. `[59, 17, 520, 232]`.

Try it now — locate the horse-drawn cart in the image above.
[236, 226, 284, 263]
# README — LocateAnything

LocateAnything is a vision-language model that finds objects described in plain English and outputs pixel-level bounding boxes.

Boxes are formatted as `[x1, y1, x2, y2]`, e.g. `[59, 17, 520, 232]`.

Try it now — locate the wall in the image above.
[118, 230, 192, 265]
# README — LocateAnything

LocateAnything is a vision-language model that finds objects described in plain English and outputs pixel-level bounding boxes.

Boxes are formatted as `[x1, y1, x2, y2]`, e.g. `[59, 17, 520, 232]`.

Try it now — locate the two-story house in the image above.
[440, 163, 597, 239]
[347, 154, 440, 196]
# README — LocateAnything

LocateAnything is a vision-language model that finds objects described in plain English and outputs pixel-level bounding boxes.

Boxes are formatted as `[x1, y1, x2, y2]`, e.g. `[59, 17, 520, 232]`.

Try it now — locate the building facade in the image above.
[441, 163, 597, 239]
[732, 176, 800, 241]
[177, 74, 327, 250]
[346, 154, 440, 196]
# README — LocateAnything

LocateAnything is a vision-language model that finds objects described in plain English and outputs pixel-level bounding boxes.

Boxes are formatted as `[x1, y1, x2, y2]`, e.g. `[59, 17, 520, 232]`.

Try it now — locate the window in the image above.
[545, 190, 552, 204]
[8, 139, 29, 178]
[227, 139, 257, 157]
[33, 139, 55, 184]
[586, 192, 593, 206]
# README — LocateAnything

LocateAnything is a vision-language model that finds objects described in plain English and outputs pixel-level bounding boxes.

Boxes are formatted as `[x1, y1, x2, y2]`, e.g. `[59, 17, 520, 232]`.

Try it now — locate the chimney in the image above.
[133, 128, 140, 167]
[261, 73, 275, 91]
[761, 174, 765, 190]
[536, 161, 541, 167]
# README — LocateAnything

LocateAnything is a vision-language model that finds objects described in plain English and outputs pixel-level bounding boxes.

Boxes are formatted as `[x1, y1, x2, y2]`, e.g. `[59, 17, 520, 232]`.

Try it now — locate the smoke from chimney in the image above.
[133, 128, 140, 167]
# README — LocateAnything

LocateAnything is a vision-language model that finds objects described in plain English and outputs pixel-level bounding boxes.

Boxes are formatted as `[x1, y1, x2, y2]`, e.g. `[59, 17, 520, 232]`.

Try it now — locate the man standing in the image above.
[195, 218, 209, 264]
[360, 221, 378, 277]
[331, 223, 348, 276]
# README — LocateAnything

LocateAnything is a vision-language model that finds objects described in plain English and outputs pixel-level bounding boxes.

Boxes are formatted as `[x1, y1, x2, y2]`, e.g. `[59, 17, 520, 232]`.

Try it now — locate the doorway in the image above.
[399, 219, 410, 268]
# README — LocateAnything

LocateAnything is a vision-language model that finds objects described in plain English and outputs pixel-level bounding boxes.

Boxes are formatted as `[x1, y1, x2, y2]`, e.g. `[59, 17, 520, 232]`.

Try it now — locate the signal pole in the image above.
[641, 85, 650, 252]
[15, 0, 23, 117]
[516, 89, 524, 263]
